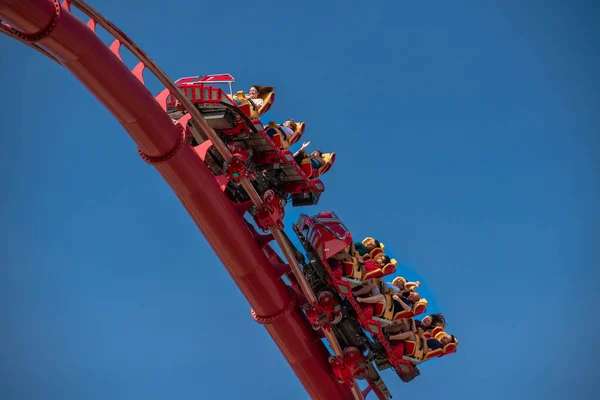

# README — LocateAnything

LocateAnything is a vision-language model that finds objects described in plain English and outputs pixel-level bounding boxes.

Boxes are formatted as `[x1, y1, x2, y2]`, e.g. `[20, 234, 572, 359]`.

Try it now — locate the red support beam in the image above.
[0, 0, 355, 398]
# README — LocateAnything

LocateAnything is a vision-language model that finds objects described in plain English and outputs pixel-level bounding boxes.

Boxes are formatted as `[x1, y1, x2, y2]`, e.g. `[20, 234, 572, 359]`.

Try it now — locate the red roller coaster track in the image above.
[0, 1, 392, 399]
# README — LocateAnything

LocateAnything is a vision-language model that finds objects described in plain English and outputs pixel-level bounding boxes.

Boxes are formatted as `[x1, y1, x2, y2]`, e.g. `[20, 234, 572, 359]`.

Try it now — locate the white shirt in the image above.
[247, 97, 264, 108]
[280, 125, 294, 140]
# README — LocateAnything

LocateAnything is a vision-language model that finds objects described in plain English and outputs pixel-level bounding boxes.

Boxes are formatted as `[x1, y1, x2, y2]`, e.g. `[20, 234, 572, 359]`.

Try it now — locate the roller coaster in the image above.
[1, 2, 458, 399]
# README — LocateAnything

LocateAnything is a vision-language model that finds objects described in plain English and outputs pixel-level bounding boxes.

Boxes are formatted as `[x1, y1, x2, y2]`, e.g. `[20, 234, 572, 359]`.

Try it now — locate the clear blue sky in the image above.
[1, 1, 599, 399]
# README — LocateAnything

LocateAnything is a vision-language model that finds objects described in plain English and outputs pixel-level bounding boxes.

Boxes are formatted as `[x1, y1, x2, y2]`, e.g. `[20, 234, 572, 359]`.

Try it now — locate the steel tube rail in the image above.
[0, 0, 355, 398]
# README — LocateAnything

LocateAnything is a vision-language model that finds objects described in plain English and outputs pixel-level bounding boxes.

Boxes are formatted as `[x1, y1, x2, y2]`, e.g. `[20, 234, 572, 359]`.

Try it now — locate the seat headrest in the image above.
[317, 152, 336, 175]
[431, 326, 445, 337]
[412, 300, 428, 317]
[363, 269, 383, 280]
[322, 152, 335, 164]
[289, 121, 305, 146]
[423, 348, 444, 361]
[257, 88, 275, 115]
[382, 263, 396, 276]
[443, 342, 458, 355]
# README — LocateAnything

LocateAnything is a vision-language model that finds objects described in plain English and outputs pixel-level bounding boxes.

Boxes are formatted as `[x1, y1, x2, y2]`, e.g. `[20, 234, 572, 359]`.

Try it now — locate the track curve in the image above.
[0, 0, 356, 398]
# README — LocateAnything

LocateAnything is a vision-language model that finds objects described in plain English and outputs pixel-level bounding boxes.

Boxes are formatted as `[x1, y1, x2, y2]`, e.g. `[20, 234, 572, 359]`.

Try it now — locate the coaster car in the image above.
[293, 211, 415, 378]
[166, 75, 274, 133]
[166, 74, 246, 131]
[166, 74, 325, 207]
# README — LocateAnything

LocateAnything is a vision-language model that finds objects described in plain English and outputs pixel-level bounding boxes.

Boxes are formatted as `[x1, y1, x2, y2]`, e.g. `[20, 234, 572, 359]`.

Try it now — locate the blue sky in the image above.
[1, 1, 599, 399]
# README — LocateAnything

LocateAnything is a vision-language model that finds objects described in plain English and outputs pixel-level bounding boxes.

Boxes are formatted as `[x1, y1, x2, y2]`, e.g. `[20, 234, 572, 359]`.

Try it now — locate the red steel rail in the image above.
[0, 0, 360, 398]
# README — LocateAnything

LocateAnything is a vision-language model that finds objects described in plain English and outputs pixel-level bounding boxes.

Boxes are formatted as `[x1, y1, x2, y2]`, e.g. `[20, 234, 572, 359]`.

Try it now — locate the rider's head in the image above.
[284, 119, 297, 131]
[374, 253, 391, 266]
[406, 292, 420, 303]
[425, 313, 446, 329]
[363, 238, 381, 251]
[440, 333, 455, 345]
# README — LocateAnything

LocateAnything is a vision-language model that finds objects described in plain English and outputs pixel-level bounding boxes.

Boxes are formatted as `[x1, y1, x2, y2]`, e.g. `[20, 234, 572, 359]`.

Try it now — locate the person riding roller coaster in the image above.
[384, 311, 458, 366]
[390, 323, 456, 354]
[354, 237, 384, 260]
[293, 141, 335, 179]
[415, 313, 446, 333]
[265, 119, 306, 150]
[363, 253, 394, 279]
[232, 85, 274, 118]
[385, 313, 445, 341]
[352, 278, 420, 320]
[279, 119, 297, 141]
[422, 332, 456, 352]
[327, 240, 396, 284]
[392, 276, 421, 296]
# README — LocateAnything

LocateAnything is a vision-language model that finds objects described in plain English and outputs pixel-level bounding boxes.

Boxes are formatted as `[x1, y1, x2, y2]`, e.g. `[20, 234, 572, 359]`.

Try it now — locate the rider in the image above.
[352, 279, 385, 313]
[266, 119, 297, 142]
[415, 313, 446, 332]
[293, 141, 333, 177]
[354, 237, 383, 258]
[352, 279, 419, 321]
[421, 332, 456, 354]
[393, 292, 418, 314]
[362, 253, 393, 278]
[392, 276, 421, 295]
[245, 85, 273, 110]
[385, 318, 417, 343]
[280, 119, 297, 141]
[232, 85, 272, 110]
[245, 85, 263, 107]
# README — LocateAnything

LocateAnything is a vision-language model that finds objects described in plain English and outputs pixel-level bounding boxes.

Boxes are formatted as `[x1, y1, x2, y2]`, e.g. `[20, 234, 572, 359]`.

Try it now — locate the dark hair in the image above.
[430, 313, 446, 328]
[251, 85, 274, 96]
[373, 239, 381, 248]
[380, 255, 391, 265]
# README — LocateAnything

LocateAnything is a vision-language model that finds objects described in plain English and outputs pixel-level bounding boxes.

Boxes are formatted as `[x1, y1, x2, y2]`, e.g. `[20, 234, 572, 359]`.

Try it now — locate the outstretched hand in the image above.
[301, 141, 311, 150]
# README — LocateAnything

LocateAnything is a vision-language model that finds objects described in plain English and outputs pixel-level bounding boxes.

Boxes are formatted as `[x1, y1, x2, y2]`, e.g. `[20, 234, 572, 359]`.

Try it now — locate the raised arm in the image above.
[404, 281, 421, 291]
[293, 141, 311, 157]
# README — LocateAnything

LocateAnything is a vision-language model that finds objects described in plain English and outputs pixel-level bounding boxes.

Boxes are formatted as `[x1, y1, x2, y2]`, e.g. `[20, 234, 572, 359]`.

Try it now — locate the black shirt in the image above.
[427, 339, 443, 351]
